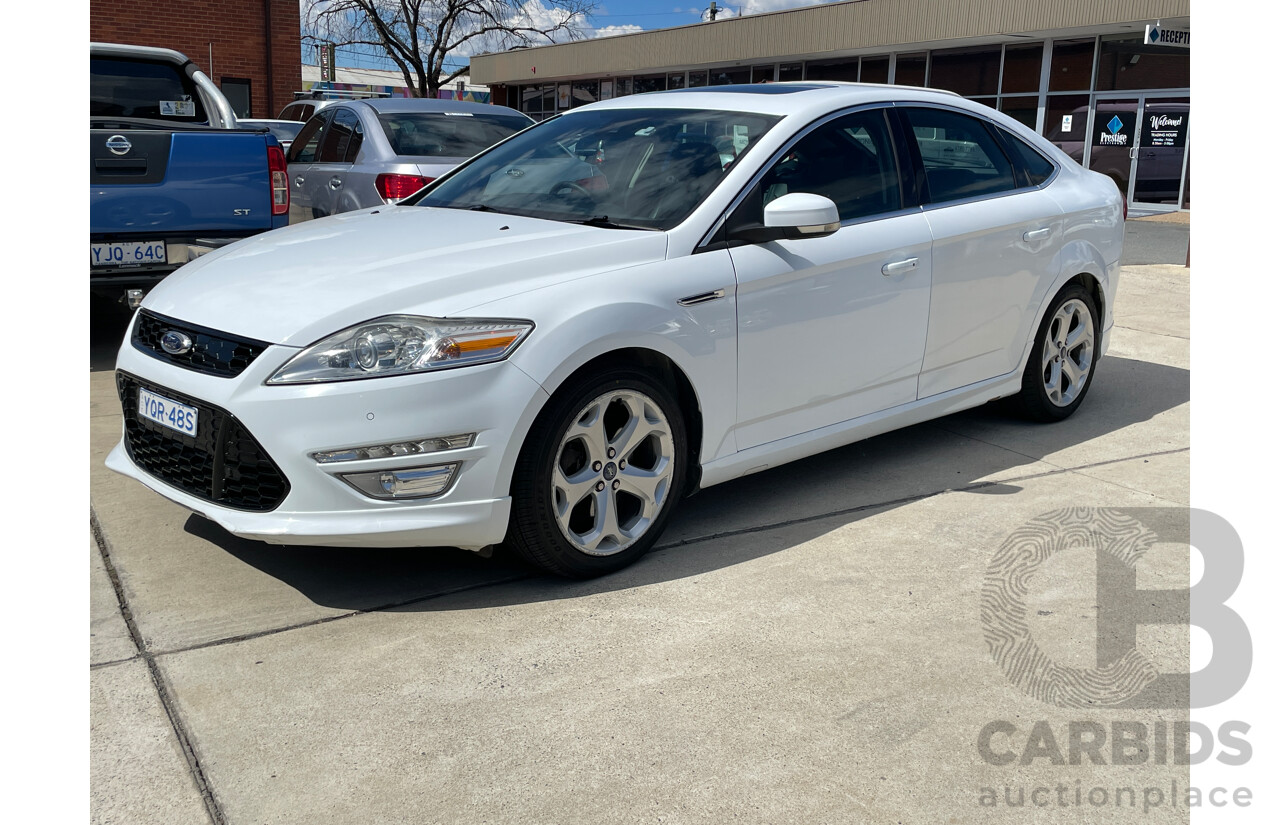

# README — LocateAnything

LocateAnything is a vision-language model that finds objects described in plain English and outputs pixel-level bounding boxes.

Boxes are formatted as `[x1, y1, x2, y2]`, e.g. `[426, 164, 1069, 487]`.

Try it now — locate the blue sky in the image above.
[329, 0, 838, 72]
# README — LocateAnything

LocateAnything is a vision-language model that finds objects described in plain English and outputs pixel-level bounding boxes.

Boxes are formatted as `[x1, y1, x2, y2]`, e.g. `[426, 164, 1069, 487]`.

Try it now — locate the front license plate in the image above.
[91, 240, 167, 267]
[138, 388, 198, 437]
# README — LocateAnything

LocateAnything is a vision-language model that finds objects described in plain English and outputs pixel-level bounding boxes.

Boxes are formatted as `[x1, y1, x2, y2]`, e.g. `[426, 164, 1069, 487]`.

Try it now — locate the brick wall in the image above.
[90, 0, 301, 119]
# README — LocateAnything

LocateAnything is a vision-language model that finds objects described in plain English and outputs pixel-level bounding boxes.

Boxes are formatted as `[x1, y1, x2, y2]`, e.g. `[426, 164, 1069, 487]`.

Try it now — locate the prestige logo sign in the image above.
[1099, 116, 1130, 147]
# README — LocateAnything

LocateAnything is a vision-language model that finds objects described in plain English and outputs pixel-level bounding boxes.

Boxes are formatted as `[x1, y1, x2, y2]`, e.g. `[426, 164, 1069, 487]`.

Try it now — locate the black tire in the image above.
[507, 367, 688, 578]
[1014, 283, 1100, 422]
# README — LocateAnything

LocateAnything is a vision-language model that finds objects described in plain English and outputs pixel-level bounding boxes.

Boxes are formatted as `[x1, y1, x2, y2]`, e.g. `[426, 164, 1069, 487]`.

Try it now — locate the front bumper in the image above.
[106, 317, 550, 550]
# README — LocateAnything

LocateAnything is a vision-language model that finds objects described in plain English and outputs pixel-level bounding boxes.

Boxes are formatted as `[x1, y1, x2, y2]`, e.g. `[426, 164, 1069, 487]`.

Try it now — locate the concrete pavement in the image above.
[91, 262, 1191, 824]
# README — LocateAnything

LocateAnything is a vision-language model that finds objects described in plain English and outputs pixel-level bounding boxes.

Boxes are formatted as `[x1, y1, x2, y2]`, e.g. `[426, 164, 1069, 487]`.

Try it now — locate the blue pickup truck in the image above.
[90, 43, 290, 304]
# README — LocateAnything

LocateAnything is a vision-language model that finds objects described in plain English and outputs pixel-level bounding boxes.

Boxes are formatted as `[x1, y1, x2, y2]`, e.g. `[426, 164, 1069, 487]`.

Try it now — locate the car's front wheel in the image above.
[507, 367, 687, 578]
[1015, 283, 1099, 421]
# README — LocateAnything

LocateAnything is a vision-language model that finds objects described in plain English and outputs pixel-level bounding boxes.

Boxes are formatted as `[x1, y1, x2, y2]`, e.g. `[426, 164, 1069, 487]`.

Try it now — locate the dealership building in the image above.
[471, 0, 1190, 213]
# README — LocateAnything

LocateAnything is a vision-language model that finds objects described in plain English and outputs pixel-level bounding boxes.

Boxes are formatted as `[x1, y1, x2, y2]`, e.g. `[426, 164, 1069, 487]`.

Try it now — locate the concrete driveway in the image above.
[91, 261, 1191, 824]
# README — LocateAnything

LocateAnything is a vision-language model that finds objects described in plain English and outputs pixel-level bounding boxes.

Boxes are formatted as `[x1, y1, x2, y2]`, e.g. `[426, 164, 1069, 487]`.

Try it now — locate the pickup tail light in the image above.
[268, 145, 289, 216]
[376, 173, 434, 202]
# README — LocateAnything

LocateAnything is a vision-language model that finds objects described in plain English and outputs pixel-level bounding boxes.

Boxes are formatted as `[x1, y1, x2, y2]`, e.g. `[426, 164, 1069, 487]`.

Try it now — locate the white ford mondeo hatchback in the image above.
[108, 83, 1123, 577]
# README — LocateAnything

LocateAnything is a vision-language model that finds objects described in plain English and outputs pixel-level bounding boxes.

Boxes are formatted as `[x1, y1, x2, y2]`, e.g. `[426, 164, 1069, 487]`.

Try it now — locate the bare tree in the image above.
[304, 0, 597, 99]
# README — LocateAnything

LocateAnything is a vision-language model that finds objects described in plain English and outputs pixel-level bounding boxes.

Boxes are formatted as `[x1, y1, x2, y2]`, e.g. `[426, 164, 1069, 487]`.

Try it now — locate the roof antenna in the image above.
[709, 2, 718, 21]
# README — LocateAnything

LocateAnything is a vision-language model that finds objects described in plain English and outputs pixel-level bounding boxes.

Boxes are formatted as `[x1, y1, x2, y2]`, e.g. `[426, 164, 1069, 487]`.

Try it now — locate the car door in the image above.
[898, 105, 1065, 398]
[303, 106, 363, 218]
[286, 110, 333, 223]
[726, 107, 934, 450]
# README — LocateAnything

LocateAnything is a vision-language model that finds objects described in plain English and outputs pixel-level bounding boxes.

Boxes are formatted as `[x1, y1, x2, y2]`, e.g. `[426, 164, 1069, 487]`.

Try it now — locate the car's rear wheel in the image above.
[1015, 284, 1099, 421]
[507, 368, 687, 578]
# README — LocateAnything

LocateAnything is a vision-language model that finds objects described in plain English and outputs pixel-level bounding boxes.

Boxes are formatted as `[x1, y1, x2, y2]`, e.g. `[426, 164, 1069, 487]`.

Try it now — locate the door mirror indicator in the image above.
[729, 192, 841, 243]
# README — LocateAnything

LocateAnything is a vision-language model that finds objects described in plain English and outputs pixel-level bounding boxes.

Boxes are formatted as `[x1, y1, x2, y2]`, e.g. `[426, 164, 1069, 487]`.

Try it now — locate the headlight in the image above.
[267, 316, 533, 384]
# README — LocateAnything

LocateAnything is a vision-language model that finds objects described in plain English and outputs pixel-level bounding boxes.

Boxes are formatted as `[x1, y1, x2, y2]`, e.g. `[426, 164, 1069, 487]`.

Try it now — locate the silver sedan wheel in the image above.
[551, 389, 676, 556]
[1041, 298, 1095, 407]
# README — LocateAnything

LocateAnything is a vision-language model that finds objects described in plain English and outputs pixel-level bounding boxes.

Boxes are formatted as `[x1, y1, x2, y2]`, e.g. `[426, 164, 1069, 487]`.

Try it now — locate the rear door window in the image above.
[377, 111, 531, 157]
[902, 107, 1017, 202]
[318, 107, 362, 163]
[91, 57, 209, 122]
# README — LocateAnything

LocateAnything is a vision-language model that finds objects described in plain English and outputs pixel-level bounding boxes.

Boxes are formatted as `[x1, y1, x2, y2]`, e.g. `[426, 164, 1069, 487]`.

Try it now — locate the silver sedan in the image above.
[285, 98, 534, 223]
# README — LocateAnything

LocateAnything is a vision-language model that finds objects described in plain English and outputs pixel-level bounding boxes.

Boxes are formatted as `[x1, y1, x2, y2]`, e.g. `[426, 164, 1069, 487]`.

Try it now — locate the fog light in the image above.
[340, 463, 458, 500]
[312, 433, 474, 464]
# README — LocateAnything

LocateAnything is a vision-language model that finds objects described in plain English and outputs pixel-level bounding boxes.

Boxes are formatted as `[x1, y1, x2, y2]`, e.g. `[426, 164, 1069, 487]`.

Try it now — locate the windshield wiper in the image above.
[565, 216, 652, 231]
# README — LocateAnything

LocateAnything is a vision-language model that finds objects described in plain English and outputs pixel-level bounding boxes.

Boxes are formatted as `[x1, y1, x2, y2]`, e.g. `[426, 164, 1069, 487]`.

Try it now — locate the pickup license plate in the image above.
[138, 387, 198, 437]
[91, 241, 166, 267]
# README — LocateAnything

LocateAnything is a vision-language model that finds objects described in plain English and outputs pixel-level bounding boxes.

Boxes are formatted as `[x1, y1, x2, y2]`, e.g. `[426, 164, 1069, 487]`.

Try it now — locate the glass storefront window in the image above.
[1043, 93, 1090, 163]
[668, 73, 686, 90]
[634, 74, 666, 94]
[1049, 38, 1095, 91]
[928, 46, 1001, 96]
[688, 71, 707, 88]
[518, 84, 554, 118]
[751, 64, 774, 83]
[805, 57, 859, 82]
[709, 67, 750, 85]
[969, 96, 997, 111]
[1001, 43, 1044, 94]
[1096, 34, 1190, 91]
[860, 56, 889, 84]
[616, 77, 632, 97]
[571, 80, 599, 108]
[779, 63, 803, 81]
[998, 95, 1039, 130]
[895, 53, 927, 86]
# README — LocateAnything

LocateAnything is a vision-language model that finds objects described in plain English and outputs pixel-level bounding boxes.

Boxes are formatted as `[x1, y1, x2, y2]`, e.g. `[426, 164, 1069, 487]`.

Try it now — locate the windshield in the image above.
[416, 108, 781, 231]
[378, 111, 533, 158]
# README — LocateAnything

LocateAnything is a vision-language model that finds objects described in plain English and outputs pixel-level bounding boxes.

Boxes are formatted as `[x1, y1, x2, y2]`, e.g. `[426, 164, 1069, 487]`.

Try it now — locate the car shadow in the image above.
[91, 295, 135, 372]
[183, 355, 1188, 611]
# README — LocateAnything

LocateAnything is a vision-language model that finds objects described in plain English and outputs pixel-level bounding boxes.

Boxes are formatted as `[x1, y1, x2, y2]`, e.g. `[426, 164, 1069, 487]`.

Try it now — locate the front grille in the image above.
[132, 310, 270, 378]
[117, 373, 290, 512]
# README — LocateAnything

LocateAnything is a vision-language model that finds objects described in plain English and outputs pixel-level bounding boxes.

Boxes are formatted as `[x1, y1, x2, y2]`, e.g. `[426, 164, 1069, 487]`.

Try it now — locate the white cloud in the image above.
[591, 24, 645, 39]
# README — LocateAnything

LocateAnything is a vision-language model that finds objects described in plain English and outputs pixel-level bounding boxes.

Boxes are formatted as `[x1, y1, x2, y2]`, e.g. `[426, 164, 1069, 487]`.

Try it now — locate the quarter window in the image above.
[903, 108, 1017, 202]
[1001, 129, 1056, 186]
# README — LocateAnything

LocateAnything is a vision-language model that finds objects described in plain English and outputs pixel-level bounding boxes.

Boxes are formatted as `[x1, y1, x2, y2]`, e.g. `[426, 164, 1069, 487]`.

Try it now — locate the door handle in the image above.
[293, 175, 305, 187]
[1128, 147, 1139, 160]
[881, 257, 918, 276]
[1023, 227, 1052, 242]
[329, 177, 343, 190]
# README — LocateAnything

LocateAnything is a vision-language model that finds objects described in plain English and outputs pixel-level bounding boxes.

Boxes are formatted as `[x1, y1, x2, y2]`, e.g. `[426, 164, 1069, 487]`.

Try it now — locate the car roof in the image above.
[354, 97, 532, 119]
[583, 81, 962, 117]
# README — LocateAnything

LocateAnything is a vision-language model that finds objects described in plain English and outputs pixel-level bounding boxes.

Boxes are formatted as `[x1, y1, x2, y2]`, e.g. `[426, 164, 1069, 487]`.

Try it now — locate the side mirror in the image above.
[728, 192, 841, 243]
